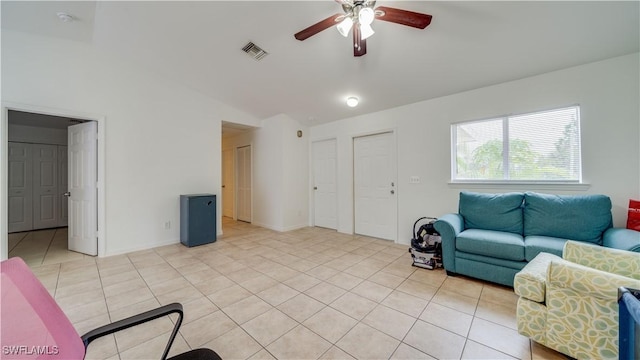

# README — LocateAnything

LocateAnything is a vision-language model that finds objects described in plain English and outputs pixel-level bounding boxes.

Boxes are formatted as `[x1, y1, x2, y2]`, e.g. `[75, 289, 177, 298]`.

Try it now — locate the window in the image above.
[452, 106, 581, 182]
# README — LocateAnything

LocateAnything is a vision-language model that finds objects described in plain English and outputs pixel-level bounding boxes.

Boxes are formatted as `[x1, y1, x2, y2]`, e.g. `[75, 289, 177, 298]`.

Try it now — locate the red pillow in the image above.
[626, 199, 640, 231]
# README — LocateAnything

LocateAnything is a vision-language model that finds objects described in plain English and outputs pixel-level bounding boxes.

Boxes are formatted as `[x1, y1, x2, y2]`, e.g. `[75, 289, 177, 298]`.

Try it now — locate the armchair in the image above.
[1, 257, 221, 360]
[514, 241, 640, 359]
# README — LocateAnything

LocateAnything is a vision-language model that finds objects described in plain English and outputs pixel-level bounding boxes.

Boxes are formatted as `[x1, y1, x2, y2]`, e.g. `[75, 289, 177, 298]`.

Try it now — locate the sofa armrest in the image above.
[547, 260, 640, 300]
[434, 214, 464, 272]
[563, 240, 640, 280]
[603, 228, 640, 252]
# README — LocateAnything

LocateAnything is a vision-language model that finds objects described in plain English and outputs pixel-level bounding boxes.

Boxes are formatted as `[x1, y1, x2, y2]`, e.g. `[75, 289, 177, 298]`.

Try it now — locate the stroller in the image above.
[408, 217, 443, 270]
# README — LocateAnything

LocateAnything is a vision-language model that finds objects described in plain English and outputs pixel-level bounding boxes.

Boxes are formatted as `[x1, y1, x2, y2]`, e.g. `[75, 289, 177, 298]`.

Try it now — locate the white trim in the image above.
[105, 238, 179, 257]
[252, 221, 308, 233]
[1, 102, 107, 259]
[448, 181, 591, 191]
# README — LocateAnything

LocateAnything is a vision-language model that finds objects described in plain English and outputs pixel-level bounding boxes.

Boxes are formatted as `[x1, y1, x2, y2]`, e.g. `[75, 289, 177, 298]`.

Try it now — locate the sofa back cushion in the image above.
[459, 192, 524, 234]
[523, 192, 612, 243]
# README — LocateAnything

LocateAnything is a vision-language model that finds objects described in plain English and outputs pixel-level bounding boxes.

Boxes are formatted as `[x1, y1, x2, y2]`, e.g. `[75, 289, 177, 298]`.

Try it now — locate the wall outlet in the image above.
[409, 176, 421, 184]
[164, 221, 171, 230]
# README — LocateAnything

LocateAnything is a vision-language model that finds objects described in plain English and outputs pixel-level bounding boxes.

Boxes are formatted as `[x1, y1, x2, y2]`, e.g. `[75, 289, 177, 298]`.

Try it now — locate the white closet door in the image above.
[353, 132, 397, 241]
[236, 145, 252, 222]
[33, 144, 58, 229]
[8, 142, 33, 233]
[313, 139, 337, 229]
[58, 145, 68, 227]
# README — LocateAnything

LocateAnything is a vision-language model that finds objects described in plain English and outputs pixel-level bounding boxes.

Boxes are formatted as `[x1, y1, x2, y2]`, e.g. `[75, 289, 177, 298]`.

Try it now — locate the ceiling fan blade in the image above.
[294, 13, 342, 41]
[375, 6, 432, 29]
[353, 25, 367, 57]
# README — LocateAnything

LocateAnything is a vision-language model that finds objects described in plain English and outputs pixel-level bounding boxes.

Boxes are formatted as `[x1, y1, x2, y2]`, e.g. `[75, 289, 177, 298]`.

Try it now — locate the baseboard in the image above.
[281, 223, 308, 232]
[104, 238, 180, 257]
[251, 221, 308, 233]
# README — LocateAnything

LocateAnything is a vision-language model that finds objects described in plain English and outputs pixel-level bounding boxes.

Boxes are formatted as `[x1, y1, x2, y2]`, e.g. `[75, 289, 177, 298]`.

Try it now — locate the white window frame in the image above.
[450, 105, 583, 186]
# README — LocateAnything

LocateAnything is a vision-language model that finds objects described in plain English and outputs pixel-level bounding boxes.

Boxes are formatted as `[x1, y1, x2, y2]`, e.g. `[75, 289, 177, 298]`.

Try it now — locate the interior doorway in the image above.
[353, 131, 397, 241]
[3, 106, 104, 262]
[221, 121, 255, 233]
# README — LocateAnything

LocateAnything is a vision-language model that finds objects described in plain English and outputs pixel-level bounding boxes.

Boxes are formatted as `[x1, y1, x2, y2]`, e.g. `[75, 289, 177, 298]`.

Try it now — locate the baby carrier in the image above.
[408, 217, 443, 270]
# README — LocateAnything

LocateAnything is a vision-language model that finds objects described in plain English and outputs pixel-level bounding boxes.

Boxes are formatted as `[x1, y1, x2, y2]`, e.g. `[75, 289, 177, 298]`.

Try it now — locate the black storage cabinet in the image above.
[180, 194, 217, 247]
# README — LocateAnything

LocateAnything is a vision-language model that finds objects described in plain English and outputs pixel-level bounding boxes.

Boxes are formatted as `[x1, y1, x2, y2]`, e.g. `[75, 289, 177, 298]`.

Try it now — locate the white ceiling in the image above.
[2, 1, 639, 127]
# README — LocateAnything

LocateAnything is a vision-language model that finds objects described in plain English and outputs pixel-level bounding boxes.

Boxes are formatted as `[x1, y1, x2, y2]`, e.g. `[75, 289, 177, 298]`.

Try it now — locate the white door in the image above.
[32, 144, 58, 229]
[58, 145, 68, 227]
[222, 149, 234, 218]
[354, 132, 397, 241]
[8, 142, 33, 233]
[236, 145, 251, 222]
[68, 122, 98, 255]
[313, 139, 337, 229]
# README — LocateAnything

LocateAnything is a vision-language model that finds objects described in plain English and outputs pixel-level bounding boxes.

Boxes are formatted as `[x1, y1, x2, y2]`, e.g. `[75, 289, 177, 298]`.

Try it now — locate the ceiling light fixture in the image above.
[358, 7, 375, 26]
[360, 24, 375, 40]
[346, 97, 359, 107]
[335, 3, 376, 41]
[56, 12, 74, 23]
[336, 17, 353, 37]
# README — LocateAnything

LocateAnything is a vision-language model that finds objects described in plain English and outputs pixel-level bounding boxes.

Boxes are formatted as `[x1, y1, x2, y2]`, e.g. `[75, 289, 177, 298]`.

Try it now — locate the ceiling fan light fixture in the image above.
[360, 23, 375, 40]
[358, 7, 375, 26]
[346, 96, 359, 107]
[336, 17, 353, 37]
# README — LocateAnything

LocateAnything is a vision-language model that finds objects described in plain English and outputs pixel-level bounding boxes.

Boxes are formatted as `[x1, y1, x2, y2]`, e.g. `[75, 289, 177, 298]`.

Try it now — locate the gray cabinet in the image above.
[180, 194, 217, 247]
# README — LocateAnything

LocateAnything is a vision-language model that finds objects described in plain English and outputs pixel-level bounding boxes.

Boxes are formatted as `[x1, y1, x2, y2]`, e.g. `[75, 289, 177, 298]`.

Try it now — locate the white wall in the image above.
[1, 30, 260, 257]
[310, 53, 640, 245]
[281, 116, 310, 231]
[222, 114, 309, 232]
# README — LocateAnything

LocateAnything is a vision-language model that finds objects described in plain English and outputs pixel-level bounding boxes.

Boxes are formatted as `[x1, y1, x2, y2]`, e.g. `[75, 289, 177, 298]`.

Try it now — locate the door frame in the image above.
[352, 129, 398, 242]
[1, 102, 106, 260]
[311, 137, 338, 229]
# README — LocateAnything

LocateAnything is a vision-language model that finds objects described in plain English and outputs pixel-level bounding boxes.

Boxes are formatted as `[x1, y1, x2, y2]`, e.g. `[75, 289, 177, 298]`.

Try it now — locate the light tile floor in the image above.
[9, 227, 93, 266]
[20, 218, 570, 360]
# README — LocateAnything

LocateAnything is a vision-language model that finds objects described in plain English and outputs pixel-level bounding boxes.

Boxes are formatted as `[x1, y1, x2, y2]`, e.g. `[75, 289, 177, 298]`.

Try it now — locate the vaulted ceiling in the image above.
[2, 1, 639, 126]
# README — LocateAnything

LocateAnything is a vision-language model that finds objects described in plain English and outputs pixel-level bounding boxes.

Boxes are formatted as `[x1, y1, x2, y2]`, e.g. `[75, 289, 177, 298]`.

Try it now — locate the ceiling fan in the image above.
[294, 0, 432, 57]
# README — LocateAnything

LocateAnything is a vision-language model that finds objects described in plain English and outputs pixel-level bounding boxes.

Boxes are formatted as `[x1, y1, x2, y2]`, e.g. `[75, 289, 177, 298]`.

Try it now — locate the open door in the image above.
[67, 121, 97, 255]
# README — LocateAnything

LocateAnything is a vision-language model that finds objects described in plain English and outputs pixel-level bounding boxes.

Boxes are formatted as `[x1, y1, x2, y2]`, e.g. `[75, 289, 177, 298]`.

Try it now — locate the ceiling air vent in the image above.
[242, 41, 268, 61]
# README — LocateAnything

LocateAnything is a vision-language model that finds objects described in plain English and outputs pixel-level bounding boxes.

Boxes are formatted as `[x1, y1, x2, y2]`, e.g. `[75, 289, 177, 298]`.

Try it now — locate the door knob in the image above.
[222, 185, 226, 188]
[314, 186, 318, 190]
[390, 190, 395, 194]
[63, 192, 71, 197]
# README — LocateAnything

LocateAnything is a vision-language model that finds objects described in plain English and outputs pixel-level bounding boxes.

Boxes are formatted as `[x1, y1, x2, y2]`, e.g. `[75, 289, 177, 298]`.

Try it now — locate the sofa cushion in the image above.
[459, 192, 524, 234]
[524, 236, 567, 261]
[523, 192, 612, 243]
[514, 252, 563, 303]
[456, 229, 525, 261]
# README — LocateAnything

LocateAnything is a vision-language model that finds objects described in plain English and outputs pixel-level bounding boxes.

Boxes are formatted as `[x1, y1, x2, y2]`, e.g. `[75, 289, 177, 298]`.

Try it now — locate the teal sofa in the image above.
[434, 191, 640, 287]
